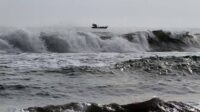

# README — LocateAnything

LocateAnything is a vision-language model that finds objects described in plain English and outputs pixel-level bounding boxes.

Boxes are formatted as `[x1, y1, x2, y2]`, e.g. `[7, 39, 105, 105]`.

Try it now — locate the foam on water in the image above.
[1, 27, 200, 112]
[1, 53, 200, 112]
[0, 28, 200, 53]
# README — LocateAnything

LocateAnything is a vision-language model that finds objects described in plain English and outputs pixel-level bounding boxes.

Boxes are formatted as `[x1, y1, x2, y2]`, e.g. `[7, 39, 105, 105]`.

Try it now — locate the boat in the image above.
[91, 24, 108, 29]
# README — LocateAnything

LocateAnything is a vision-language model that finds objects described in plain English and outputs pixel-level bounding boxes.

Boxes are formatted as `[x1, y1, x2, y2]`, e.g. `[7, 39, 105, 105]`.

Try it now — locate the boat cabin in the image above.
[92, 24, 108, 29]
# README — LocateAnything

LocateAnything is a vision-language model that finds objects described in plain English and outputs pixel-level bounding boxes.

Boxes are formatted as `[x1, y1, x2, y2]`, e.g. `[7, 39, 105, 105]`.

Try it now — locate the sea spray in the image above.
[0, 29, 200, 53]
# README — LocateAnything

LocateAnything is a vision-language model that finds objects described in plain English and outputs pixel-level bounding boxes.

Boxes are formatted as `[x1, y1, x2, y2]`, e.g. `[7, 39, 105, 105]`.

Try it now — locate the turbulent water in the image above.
[1, 27, 200, 53]
[1, 27, 200, 112]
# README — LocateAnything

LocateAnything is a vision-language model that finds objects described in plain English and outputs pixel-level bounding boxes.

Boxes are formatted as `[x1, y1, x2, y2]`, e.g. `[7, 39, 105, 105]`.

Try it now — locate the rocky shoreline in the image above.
[115, 56, 200, 76]
[25, 98, 200, 112]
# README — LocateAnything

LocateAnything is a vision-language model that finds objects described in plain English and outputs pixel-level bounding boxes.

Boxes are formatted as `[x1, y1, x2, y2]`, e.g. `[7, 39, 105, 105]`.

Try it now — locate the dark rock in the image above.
[122, 98, 200, 112]
[25, 98, 200, 112]
[115, 56, 200, 76]
[26, 103, 81, 112]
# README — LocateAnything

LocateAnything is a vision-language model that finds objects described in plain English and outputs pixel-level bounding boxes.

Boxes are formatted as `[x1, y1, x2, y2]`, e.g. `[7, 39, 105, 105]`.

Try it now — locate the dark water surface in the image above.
[1, 52, 200, 111]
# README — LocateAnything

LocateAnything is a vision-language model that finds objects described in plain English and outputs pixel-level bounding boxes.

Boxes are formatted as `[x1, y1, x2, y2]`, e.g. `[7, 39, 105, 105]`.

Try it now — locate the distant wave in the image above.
[25, 98, 200, 112]
[0, 29, 200, 53]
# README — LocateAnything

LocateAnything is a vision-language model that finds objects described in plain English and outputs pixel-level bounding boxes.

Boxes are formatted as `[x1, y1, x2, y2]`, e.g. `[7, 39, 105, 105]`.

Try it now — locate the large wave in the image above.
[0, 28, 200, 53]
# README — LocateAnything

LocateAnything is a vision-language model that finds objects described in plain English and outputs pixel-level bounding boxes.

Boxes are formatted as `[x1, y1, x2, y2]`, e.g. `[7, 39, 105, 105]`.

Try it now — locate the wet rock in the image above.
[115, 56, 200, 76]
[122, 98, 200, 112]
[25, 98, 200, 112]
[26, 103, 82, 112]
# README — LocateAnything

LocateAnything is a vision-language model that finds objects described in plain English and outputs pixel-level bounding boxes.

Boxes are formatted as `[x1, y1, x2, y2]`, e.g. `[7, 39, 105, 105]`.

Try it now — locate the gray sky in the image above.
[0, 0, 199, 28]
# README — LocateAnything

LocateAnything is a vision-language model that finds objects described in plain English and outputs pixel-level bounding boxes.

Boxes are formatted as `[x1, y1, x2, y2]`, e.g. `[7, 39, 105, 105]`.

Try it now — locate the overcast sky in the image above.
[0, 0, 199, 28]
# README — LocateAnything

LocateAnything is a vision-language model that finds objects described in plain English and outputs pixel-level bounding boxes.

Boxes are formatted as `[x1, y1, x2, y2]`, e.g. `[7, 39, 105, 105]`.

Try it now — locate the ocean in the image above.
[0, 27, 200, 112]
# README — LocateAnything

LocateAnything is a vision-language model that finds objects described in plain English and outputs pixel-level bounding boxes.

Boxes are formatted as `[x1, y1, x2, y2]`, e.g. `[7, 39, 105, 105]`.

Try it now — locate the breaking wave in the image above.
[0, 29, 200, 53]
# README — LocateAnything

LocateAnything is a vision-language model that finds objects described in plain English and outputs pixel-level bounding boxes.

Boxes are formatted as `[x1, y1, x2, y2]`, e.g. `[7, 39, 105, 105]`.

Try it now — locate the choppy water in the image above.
[1, 27, 200, 112]
[1, 52, 200, 112]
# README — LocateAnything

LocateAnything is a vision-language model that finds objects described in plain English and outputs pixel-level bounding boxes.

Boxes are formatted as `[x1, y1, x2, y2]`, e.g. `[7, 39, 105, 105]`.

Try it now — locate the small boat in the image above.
[91, 24, 108, 29]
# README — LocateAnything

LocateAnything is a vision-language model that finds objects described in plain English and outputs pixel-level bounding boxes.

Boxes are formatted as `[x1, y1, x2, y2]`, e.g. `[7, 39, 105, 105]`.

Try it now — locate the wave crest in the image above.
[1, 29, 200, 53]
